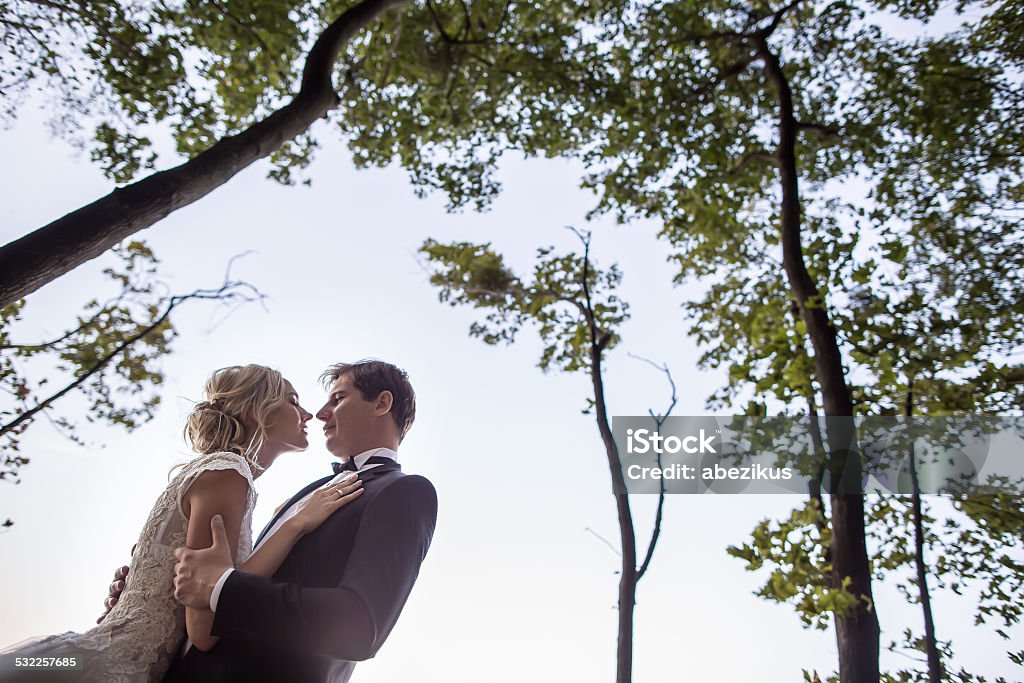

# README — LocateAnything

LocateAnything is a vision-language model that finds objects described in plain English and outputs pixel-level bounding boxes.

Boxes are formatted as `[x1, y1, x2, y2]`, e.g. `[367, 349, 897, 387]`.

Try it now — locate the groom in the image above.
[167, 359, 437, 682]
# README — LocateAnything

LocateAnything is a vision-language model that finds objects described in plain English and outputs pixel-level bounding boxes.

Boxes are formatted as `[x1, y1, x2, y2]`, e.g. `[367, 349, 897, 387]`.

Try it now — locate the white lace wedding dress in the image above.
[2, 452, 255, 682]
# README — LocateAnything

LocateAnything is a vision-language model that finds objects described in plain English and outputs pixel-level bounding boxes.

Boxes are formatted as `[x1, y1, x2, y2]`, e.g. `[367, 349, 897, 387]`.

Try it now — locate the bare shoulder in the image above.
[189, 467, 250, 495]
[182, 467, 250, 515]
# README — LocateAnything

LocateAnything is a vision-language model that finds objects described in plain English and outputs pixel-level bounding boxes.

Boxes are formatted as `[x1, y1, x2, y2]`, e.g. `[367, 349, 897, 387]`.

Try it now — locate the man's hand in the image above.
[173, 515, 234, 610]
[96, 564, 129, 624]
[96, 544, 137, 624]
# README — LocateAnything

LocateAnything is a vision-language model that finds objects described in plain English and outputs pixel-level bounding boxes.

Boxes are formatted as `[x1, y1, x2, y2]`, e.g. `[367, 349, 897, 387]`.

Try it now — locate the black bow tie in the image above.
[333, 459, 359, 474]
[332, 455, 395, 476]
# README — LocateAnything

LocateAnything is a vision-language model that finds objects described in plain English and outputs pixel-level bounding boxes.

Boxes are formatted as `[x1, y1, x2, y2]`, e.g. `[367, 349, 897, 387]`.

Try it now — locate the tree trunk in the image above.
[590, 341, 637, 683]
[756, 36, 881, 683]
[905, 383, 943, 683]
[0, 0, 409, 308]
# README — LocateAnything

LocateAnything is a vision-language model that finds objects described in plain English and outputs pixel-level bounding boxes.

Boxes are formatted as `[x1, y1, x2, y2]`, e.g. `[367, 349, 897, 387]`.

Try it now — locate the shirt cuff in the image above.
[210, 568, 234, 612]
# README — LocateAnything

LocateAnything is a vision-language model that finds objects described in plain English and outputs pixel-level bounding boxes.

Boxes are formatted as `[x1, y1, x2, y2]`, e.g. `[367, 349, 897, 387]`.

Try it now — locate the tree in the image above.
[0, 241, 263, 528]
[697, 92, 1023, 677]
[421, 231, 672, 683]
[692, 182, 1023, 679]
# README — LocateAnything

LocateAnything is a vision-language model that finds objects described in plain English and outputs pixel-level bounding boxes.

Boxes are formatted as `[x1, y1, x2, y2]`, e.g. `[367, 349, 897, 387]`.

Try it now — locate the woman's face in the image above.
[263, 380, 313, 453]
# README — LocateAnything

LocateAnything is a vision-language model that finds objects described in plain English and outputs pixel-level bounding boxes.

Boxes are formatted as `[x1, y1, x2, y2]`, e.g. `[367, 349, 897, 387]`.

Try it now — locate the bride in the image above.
[0, 364, 363, 681]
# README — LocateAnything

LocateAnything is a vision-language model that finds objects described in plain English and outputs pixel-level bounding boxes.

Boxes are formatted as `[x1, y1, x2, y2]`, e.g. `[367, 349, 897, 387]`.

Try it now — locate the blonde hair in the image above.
[183, 365, 289, 468]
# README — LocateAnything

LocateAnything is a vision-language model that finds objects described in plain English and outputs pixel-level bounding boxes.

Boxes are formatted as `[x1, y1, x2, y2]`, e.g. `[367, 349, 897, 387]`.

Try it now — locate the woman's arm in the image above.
[240, 476, 364, 577]
[181, 468, 249, 652]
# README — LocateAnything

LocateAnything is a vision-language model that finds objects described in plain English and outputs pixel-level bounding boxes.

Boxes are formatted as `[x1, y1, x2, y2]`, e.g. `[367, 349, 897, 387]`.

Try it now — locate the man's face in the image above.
[316, 373, 381, 458]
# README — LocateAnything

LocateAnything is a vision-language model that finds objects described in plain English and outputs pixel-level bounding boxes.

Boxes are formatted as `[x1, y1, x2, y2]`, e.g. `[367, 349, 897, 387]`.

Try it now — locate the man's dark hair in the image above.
[320, 359, 416, 441]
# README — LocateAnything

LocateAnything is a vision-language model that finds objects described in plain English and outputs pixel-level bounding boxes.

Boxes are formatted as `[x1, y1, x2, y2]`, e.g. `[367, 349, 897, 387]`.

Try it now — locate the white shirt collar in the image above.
[347, 446, 398, 470]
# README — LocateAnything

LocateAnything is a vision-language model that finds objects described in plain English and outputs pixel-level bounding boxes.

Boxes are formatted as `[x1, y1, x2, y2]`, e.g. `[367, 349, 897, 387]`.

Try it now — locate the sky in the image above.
[0, 78, 1019, 681]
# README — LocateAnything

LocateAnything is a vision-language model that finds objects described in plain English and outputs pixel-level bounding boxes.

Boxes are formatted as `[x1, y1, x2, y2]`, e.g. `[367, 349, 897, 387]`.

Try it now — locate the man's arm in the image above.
[212, 474, 437, 661]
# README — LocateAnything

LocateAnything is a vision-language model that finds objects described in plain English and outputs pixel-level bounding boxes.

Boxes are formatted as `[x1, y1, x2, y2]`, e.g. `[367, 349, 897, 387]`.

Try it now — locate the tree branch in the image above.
[628, 353, 677, 582]
[208, 0, 292, 86]
[668, 29, 746, 46]
[0, 280, 263, 438]
[0, 0, 409, 308]
[584, 526, 622, 556]
[426, 0, 510, 45]
[797, 121, 840, 138]
[0, 286, 137, 351]
[21, 0, 76, 13]
[424, 0, 457, 44]
[730, 151, 780, 174]
[756, 0, 806, 39]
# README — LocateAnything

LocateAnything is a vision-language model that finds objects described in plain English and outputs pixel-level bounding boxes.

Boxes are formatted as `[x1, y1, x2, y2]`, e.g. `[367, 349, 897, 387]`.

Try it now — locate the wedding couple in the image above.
[1, 360, 437, 682]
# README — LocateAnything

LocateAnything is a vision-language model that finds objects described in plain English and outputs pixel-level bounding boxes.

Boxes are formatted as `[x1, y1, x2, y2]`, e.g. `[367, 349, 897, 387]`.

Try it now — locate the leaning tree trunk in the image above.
[756, 35, 881, 683]
[0, 0, 410, 309]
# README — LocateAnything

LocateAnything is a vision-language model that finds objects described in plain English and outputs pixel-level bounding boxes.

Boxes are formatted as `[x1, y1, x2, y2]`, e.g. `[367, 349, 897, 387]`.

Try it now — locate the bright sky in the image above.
[0, 96, 1017, 680]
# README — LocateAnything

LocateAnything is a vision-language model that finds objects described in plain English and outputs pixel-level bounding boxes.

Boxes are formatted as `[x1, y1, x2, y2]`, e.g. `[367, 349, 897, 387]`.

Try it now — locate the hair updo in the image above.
[183, 365, 289, 465]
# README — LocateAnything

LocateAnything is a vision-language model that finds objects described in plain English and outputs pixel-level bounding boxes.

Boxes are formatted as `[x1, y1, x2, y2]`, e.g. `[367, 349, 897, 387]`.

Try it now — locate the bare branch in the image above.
[627, 354, 678, 423]
[585, 526, 622, 557]
[627, 354, 677, 582]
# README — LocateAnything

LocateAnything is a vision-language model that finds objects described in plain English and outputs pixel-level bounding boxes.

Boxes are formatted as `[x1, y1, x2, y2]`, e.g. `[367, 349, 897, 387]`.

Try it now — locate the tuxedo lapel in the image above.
[254, 474, 333, 547]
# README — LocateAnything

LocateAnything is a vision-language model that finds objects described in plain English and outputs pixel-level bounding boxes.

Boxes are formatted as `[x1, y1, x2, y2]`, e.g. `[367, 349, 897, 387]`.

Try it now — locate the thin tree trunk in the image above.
[578, 233, 637, 683]
[0, 0, 409, 308]
[905, 382, 943, 683]
[756, 35, 880, 683]
[591, 340, 637, 683]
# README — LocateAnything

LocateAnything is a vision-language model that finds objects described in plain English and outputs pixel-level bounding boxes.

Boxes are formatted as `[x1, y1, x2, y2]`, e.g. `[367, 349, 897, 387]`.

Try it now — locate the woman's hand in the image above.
[235, 476, 363, 596]
[289, 476, 364, 535]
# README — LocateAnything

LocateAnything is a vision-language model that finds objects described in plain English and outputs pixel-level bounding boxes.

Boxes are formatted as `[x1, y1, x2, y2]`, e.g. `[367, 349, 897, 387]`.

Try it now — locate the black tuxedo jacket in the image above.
[165, 461, 437, 683]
